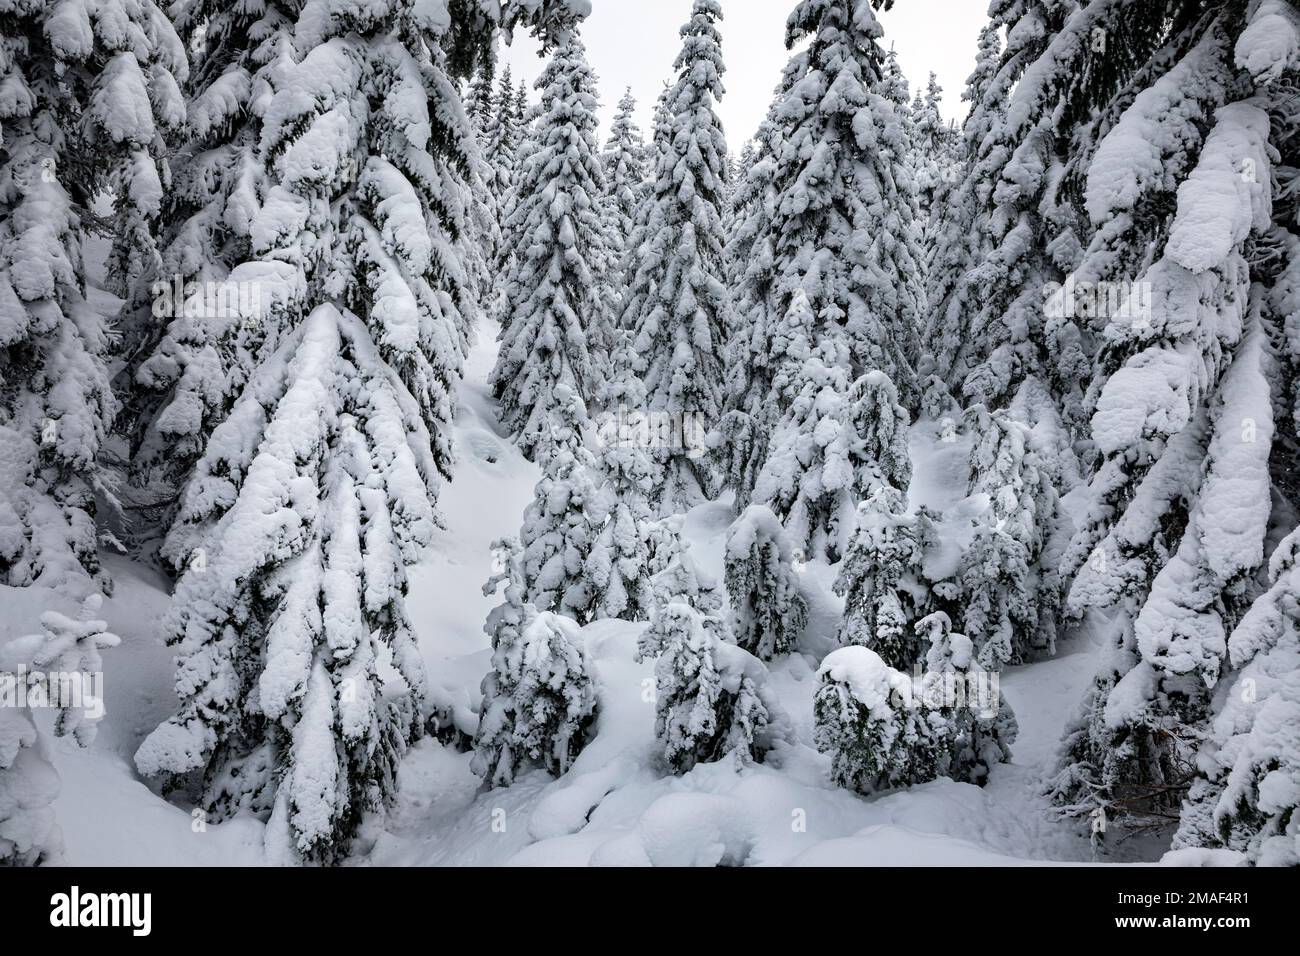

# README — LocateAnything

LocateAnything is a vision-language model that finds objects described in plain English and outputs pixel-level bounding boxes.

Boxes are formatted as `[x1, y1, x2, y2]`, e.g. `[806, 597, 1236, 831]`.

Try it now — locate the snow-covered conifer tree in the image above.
[520, 385, 602, 622]
[1047, 0, 1299, 842]
[755, 357, 912, 562]
[602, 88, 648, 250]
[814, 646, 945, 795]
[957, 405, 1061, 668]
[922, 20, 1003, 390]
[910, 73, 956, 228]
[1174, 526, 1300, 866]
[0, 638, 62, 866]
[0, 0, 186, 592]
[0, 594, 119, 865]
[621, 0, 732, 510]
[113, 1, 294, 541]
[491, 31, 609, 458]
[473, 538, 597, 787]
[639, 534, 788, 773]
[585, 428, 657, 623]
[26, 596, 120, 746]
[724, 504, 808, 660]
[136, 0, 590, 862]
[639, 601, 786, 773]
[715, 96, 790, 508]
[834, 487, 925, 668]
[719, 0, 926, 512]
[915, 610, 1017, 785]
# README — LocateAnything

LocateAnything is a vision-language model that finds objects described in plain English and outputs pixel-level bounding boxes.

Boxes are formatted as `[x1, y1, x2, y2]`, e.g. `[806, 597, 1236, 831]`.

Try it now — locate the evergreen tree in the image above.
[957, 405, 1062, 667]
[602, 87, 649, 249]
[814, 646, 947, 795]
[491, 32, 609, 459]
[465, 52, 497, 138]
[724, 504, 808, 660]
[910, 73, 956, 225]
[472, 538, 597, 787]
[720, 0, 925, 512]
[923, 21, 1003, 391]
[519, 385, 602, 622]
[135, 0, 587, 862]
[915, 610, 1018, 785]
[113, 1, 296, 548]
[1045, 0, 1299, 844]
[0, 595, 119, 865]
[639, 537, 787, 772]
[26, 597, 120, 746]
[639, 602, 784, 773]
[0, 0, 186, 593]
[834, 486, 926, 668]
[622, 0, 732, 511]
[755, 357, 912, 562]
[585, 429, 657, 622]
[1174, 526, 1300, 866]
[716, 96, 788, 508]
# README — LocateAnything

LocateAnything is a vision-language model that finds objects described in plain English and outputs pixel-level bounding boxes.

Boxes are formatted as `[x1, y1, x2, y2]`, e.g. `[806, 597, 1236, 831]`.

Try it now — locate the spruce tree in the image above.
[519, 385, 602, 622]
[957, 405, 1062, 668]
[586, 429, 657, 622]
[135, 0, 587, 862]
[639, 537, 787, 772]
[473, 538, 597, 787]
[1046, 0, 1299, 846]
[622, 0, 732, 511]
[724, 504, 808, 660]
[834, 487, 926, 668]
[491, 31, 608, 459]
[0, 595, 119, 865]
[923, 21, 1003, 391]
[114, 1, 296, 546]
[1174, 526, 1300, 866]
[720, 0, 926, 512]
[602, 87, 649, 250]
[754, 357, 912, 562]
[0, 0, 186, 593]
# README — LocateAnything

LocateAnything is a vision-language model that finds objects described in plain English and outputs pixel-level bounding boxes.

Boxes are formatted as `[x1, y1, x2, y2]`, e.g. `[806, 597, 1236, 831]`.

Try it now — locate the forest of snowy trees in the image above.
[1, 0, 1298, 872]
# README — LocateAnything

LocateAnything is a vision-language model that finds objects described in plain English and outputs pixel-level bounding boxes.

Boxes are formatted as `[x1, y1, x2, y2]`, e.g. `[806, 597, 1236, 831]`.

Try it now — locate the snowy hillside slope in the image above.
[4, 323, 1106, 866]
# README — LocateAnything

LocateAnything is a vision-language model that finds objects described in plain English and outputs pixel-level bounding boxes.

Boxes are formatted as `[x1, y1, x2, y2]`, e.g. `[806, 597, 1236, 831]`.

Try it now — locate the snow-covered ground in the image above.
[6, 323, 1109, 866]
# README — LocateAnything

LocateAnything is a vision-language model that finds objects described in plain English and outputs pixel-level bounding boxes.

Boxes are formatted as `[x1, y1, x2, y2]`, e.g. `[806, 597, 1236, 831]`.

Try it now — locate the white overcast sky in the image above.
[497, 0, 992, 148]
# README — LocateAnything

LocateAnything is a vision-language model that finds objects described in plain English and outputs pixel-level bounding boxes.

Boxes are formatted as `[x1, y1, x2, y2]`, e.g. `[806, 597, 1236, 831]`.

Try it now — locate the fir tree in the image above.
[1046, 0, 1298, 845]
[639, 537, 787, 772]
[602, 87, 649, 249]
[473, 538, 597, 787]
[814, 646, 948, 795]
[0, 0, 186, 593]
[1174, 526, 1300, 866]
[519, 385, 602, 622]
[491, 31, 609, 458]
[135, 0, 588, 862]
[957, 405, 1062, 668]
[755, 357, 912, 562]
[923, 20, 1003, 391]
[585, 428, 657, 622]
[622, 0, 732, 511]
[724, 504, 808, 660]
[0, 594, 120, 865]
[114, 1, 296, 546]
[834, 487, 925, 668]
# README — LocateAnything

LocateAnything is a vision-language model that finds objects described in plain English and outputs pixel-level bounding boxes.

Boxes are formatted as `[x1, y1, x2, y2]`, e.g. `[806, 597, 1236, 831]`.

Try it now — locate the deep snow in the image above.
[5, 320, 1113, 866]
